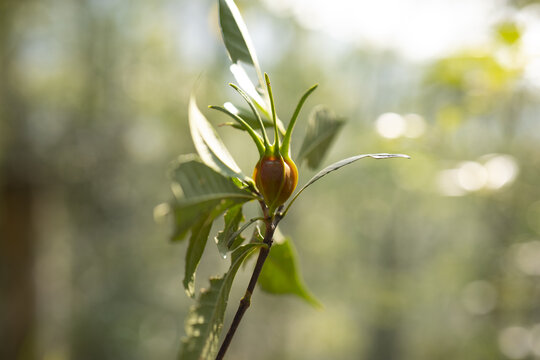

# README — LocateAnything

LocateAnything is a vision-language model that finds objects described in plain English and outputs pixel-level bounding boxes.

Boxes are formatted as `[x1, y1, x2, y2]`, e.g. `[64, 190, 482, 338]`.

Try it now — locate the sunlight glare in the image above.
[518, 4, 540, 88]
[224, 102, 239, 114]
[229, 64, 266, 105]
[263, 0, 496, 61]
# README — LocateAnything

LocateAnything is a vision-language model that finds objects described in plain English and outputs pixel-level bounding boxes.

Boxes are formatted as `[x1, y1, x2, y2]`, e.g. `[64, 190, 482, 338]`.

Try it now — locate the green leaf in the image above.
[171, 155, 254, 206]
[183, 200, 239, 297]
[219, 0, 264, 89]
[215, 204, 245, 257]
[229, 64, 267, 110]
[297, 106, 346, 170]
[283, 153, 410, 216]
[299, 153, 410, 190]
[189, 96, 244, 179]
[259, 237, 321, 308]
[241, 225, 264, 269]
[171, 200, 220, 241]
[169, 156, 256, 295]
[179, 243, 265, 360]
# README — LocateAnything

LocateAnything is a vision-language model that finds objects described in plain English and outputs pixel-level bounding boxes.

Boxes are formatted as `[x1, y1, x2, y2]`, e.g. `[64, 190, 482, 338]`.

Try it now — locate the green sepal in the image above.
[229, 83, 271, 148]
[280, 84, 318, 160]
[264, 73, 281, 156]
[209, 105, 265, 156]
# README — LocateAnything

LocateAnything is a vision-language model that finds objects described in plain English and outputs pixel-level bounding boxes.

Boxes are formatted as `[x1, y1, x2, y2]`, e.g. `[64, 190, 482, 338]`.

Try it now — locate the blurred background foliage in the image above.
[1, 0, 540, 359]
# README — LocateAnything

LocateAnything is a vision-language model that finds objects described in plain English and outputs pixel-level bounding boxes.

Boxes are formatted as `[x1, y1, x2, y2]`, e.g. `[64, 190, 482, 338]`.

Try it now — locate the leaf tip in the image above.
[183, 275, 195, 298]
[308, 297, 324, 310]
[153, 202, 170, 223]
[184, 285, 195, 299]
[383, 153, 411, 159]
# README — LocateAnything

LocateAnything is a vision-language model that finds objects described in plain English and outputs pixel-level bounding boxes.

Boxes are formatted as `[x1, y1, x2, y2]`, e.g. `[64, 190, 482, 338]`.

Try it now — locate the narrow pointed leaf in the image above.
[283, 153, 410, 215]
[189, 96, 244, 178]
[297, 106, 345, 169]
[219, 0, 264, 88]
[215, 204, 245, 257]
[301, 153, 410, 190]
[179, 243, 265, 360]
[258, 238, 321, 308]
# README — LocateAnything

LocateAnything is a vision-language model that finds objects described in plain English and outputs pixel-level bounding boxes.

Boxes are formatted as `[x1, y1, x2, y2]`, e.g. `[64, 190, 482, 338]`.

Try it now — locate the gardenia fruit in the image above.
[253, 155, 298, 210]
[210, 73, 316, 214]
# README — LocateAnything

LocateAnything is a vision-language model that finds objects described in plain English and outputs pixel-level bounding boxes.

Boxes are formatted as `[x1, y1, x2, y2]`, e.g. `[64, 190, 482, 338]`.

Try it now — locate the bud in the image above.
[253, 155, 298, 210]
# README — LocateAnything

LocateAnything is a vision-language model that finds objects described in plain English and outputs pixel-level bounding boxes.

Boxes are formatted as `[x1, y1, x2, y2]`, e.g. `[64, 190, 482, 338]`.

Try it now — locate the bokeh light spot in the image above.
[484, 155, 518, 189]
[437, 169, 466, 196]
[460, 280, 497, 315]
[530, 324, 540, 356]
[515, 241, 540, 276]
[123, 122, 166, 162]
[403, 113, 426, 138]
[376, 112, 406, 139]
[457, 161, 487, 192]
[498, 326, 531, 359]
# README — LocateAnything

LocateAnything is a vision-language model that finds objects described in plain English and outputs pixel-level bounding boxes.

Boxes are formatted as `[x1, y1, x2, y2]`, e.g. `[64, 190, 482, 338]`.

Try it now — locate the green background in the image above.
[1, 0, 540, 359]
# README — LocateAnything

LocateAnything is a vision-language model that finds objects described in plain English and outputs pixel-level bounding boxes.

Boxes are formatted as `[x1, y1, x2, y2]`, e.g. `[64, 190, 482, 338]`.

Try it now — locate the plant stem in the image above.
[216, 207, 280, 360]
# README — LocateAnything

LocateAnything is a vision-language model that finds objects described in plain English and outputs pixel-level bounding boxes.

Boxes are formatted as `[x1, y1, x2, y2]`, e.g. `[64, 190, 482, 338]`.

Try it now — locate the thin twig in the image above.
[216, 204, 279, 360]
